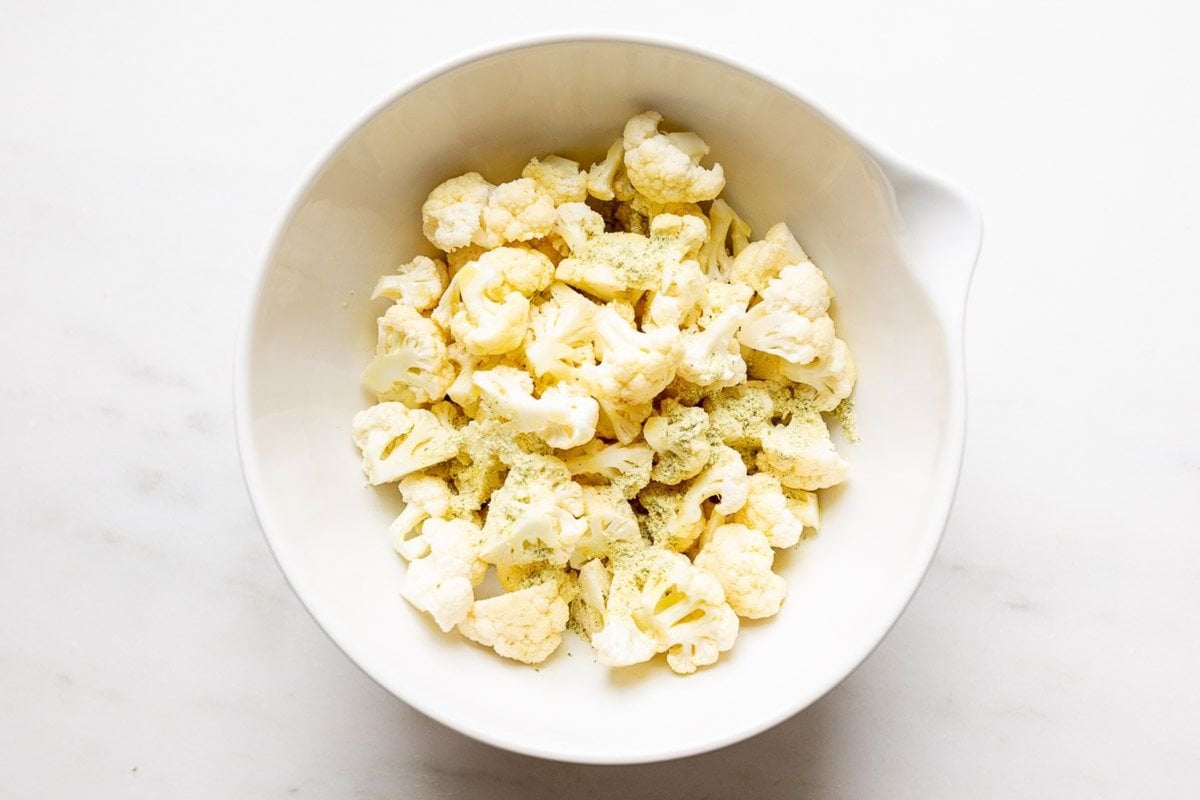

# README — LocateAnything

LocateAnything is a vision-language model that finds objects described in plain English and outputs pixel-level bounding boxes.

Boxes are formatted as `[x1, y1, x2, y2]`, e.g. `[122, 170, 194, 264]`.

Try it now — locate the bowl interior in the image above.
[239, 39, 959, 763]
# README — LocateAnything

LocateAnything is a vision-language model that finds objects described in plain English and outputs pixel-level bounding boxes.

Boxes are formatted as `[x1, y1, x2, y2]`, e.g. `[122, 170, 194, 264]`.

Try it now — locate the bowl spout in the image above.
[873, 154, 983, 322]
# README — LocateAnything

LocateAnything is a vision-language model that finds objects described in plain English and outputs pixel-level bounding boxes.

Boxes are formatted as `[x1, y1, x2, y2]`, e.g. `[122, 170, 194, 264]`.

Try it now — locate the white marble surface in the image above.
[2, 1, 1199, 796]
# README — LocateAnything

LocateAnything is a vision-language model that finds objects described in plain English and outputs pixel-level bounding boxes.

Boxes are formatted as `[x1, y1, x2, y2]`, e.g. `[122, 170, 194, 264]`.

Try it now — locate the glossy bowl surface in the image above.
[235, 36, 982, 764]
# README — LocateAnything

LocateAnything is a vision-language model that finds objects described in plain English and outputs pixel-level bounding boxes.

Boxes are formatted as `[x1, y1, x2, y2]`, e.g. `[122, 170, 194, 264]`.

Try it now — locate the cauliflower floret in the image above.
[479, 452, 587, 567]
[778, 337, 857, 412]
[554, 202, 605, 255]
[595, 398, 654, 445]
[698, 198, 751, 279]
[737, 262, 836, 366]
[434, 246, 554, 356]
[569, 558, 612, 640]
[644, 257, 707, 329]
[372, 255, 449, 312]
[637, 482, 706, 553]
[587, 138, 625, 201]
[621, 111, 726, 205]
[362, 304, 456, 406]
[390, 474, 453, 558]
[570, 486, 645, 568]
[401, 517, 487, 632]
[554, 213, 707, 302]
[678, 300, 750, 390]
[521, 155, 588, 206]
[682, 444, 750, 517]
[583, 305, 682, 407]
[693, 523, 786, 619]
[448, 417, 510, 513]
[561, 440, 654, 499]
[594, 547, 738, 674]
[523, 282, 597, 382]
[757, 403, 850, 490]
[726, 222, 809, 293]
[421, 172, 494, 251]
[457, 581, 569, 664]
[703, 381, 776, 448]
[732, 473, 820, 549]
[643, 399, 711, 485]
[474, 177, 558, 247]
[472, 365, 598, 449]
[351, 403, 461, 485]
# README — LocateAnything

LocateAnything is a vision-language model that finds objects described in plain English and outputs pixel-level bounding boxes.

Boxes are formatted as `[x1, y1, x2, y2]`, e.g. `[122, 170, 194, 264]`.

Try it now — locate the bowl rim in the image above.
[234, 31, 981, 764]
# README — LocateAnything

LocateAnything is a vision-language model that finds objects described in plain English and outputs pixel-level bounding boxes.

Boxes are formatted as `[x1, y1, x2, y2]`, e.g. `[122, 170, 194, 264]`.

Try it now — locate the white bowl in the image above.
[235, 36, 982, 764]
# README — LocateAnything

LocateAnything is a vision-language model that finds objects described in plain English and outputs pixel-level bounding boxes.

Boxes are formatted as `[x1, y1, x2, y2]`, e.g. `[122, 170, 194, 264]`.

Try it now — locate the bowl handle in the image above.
[872, 154, 984, 322]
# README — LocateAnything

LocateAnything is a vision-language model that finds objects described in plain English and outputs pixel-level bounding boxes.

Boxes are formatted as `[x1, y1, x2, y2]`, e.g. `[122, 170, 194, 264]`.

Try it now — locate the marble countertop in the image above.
[3, 2, 1199, 796]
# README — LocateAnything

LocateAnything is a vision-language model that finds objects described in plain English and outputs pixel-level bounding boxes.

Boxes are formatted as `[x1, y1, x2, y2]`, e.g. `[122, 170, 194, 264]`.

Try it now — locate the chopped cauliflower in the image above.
[698, 198, 751, 279]
[457, 581, 569, 664]
[522, 155, 588, 205]
[554, 202, 605, 255]
[703, 381, 776, 448]
[583, 305, 682, 407]
[595, 547, 738, 674]
[778, 337, 857, 412]
[476, 177, 558, 248]
[555, 212, 706, 302]
[757, 403, 850, 490]
[571, 486, 645, 568]
[643, 399, 711, 485]
[390, 474, 453, 558]
[353, 110, 857, 674]
[595, 398, 654, 445]
[401, 517, 487, 632]
[372, 255, 449, 311]
[561, 440, 654, 499]
[362, 303, 456, 406]
[637, 482, 706, 553]
[726, 222, 808, 293]
[694, 523, 786, 619]
[351, 402, 460, 485]
[421, 172, 494, 251]
[732, 472, 821, 549]
[622, 111, 725, 204]
[479, 452, 587, 567]
[569, 557, 612, 640]
[644, 256, 707, 329]
[677, 300, 750, 390]
[523, 282, 596, 382]
[738, 262, 836, 366]
[682, 444, 750, 517]
[586, 138, 625, 201]
[472, 365, 598, 449]
[434, 246, 554, 356]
